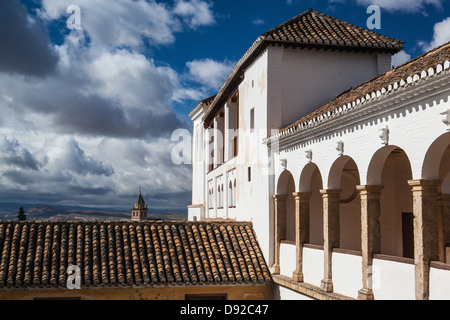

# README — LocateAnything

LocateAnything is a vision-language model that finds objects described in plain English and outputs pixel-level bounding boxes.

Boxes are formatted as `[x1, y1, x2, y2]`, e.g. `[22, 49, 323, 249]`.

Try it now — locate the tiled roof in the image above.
[263, 9, 403, 52]
[201, 9, 403, 125]
[0, 220, 271, 289]
[189, 94, 217, 118]
[268, 41, 450, 141]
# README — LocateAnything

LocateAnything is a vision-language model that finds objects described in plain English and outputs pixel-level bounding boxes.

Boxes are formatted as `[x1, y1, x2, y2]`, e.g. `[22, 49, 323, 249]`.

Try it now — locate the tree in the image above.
[17, 207, 26, 221]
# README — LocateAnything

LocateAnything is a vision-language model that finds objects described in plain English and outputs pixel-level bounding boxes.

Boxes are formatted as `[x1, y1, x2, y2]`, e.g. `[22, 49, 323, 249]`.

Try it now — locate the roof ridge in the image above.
[262, 8, 313, 38]
[262, 9, 403, 45]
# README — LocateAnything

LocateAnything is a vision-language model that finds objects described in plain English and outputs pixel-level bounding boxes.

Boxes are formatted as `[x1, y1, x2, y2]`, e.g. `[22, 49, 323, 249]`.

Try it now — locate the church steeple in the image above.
[131, 188, 148, 222]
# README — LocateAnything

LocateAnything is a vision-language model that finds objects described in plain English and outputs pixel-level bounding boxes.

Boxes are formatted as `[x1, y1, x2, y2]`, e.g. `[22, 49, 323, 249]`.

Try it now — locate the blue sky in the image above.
[0, 0, 449, 213]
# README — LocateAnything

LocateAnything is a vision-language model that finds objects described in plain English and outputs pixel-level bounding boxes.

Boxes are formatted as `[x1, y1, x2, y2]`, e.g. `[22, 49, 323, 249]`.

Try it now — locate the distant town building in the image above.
[131, 188, 148, 222]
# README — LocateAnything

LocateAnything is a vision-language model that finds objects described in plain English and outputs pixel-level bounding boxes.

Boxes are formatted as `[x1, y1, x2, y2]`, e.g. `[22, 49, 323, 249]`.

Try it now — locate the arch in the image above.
[328, 156, 361, 190]
[422, 132, 450, 181]
[276, 169, 296, 242]
[277, 170, 295, 195]
[367, 145, 404, 185]
[376, 147, 414, 257]
[299, 163, 323, 192]
[229, 181, 233, 208]
[233, 179, 237, 207]
[299, 163, 323, 246]
[221, 184, 224, 208]
[328, 156, 362, 251]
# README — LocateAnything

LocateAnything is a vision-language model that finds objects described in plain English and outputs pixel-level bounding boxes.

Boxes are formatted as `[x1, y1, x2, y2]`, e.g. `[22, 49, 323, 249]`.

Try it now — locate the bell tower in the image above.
[131, 187, 148, 222]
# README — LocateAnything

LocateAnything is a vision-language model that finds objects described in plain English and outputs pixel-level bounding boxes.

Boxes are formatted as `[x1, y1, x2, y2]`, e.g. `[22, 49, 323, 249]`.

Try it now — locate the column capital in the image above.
[320, 189, 342, 198]
[292, 192, 312, 200]
[320, 189, 342, 194]
[357, 185, 384, 194]
[408, 179, 441, 189]
[273, 194, 287, 201]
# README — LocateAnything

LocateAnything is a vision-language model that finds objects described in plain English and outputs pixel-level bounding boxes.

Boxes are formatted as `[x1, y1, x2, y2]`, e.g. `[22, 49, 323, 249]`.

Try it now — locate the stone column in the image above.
[320, 189, 341, 292]
[438, 194, 444, 262]
[441, 194, 450, 263]
[273, 194, 287, 274]
[292, 192, 311, 282]
[357, 185, 383, 300]
[408, 180, 440, 300]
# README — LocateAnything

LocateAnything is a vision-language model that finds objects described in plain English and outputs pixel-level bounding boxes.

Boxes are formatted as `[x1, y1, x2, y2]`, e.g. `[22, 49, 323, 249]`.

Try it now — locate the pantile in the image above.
[0, 220, 272, 290]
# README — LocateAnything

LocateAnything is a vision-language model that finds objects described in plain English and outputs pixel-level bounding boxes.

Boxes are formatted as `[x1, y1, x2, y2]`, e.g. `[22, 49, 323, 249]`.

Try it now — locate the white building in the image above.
[188, 9, 450, 300]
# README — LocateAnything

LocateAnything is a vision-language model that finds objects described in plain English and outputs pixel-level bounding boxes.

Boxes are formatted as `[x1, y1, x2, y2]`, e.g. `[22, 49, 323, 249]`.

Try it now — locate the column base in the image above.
[292, 270, 304, 283]
[358, 288, 375, 300]
[320, 278, 333, 293]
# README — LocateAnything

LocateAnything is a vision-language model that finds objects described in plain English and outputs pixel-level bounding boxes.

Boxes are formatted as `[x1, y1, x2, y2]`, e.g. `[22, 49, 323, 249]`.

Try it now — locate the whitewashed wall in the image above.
[372, 258, 415, 300]
[280, 243, 296, 278]
[280, 48, 383, 128]
[332, 252, 362, 299]
[302, 246, 324, 288]
[430, 265, 450, 300]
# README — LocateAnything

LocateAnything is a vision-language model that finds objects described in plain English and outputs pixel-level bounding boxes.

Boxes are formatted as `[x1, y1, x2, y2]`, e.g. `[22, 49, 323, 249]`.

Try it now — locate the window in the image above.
[248, 166, 251, 182]
[233, 179, 237, 207]
[229, 181, 233, 208]
[218, 186, 221, 209]
[250, 108, 255, 131]
[221, 184, 224, 209]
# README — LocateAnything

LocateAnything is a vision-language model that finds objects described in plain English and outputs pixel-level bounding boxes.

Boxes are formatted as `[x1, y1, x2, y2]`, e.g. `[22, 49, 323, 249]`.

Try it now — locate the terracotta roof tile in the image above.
[0, 221, 270, 290]
[263, 9, 403, 50]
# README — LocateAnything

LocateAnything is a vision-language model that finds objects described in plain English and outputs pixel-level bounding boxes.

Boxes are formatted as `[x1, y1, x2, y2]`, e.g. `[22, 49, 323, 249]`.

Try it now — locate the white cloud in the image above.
[186, 58, 235, 91]
[252, 18, 265, 26]
[173, 0, 215, 29]
[392, 50, 412, 67]
[355, 0, 442, 13]
[0, 0, 214, 210]
[39, 0, 179, 49]
[419, 17, 450, 52]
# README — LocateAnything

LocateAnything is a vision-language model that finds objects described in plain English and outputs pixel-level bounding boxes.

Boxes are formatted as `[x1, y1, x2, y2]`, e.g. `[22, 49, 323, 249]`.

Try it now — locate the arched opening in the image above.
[229, 181, 233, 208]
[233, 179, 237, 207]
[277, 170, 296, 242]
[299, 163, 323, 246]
[423, 132, 450, 263]
[369, 146, 413, 258]
[440, 145, 450, 263]
[328, 156, 361, 251]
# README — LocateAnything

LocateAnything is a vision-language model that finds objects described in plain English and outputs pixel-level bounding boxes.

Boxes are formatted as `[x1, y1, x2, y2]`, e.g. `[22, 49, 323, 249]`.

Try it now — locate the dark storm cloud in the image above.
[65, 185, 113, 196]
[51, 97, 188, 138]
[0, 0, 58, 76]
[0, 137, 40, 170]
[3, 169, 37, 185]
[64, 138, 115, 176]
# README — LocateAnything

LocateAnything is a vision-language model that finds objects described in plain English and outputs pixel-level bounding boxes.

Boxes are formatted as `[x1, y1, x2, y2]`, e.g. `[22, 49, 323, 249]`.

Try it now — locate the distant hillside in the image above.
[0, 204, 187, 222]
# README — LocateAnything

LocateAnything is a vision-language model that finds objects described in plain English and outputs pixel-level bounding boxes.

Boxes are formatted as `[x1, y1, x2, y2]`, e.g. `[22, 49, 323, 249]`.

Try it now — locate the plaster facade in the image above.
[188, 10, 450, 300]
